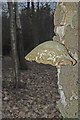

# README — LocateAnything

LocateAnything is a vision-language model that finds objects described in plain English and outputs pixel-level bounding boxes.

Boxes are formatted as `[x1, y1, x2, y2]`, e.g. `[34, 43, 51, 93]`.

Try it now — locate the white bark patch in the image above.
[57, 67, 67, 107]
[59, 90, 67, 107]
[56, 26, 65, 40]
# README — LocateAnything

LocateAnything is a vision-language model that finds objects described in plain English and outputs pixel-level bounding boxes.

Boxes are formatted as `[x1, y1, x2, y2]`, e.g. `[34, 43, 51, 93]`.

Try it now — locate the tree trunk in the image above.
[37, 2, 39, 11]
[14, 2, 27, 69]
[31, 0, 39, 47]
[8, 2, 19, 88]
[31, 0, 34, 12]
[27, 0, 30, 9]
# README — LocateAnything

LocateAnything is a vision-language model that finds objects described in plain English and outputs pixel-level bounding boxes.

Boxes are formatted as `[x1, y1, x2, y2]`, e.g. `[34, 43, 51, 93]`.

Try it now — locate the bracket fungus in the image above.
[25, 40, 77, 108]
[25, 41, 77, 67]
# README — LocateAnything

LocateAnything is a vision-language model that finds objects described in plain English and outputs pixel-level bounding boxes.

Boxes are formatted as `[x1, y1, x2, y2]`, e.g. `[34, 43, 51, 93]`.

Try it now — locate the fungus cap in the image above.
[25, 41, 77, 67]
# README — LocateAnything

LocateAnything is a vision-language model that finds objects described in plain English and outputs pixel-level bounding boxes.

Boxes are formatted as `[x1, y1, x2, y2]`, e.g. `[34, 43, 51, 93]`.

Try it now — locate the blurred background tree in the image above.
[2, 2, 56, 56]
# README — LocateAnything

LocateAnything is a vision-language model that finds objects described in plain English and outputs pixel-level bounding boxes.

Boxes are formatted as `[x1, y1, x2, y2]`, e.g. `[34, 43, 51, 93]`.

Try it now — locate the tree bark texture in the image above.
[14, 2, 27, 69]
[8, 2, 19, 88]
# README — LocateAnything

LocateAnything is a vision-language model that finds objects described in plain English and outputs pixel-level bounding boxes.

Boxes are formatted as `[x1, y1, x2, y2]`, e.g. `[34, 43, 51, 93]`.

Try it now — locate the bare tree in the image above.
[14, 2, 27, 69]
[27, 0, 30, 9]
[31, 0, 34, 12]
[7, 2, 19, 88]
[37, 1, 39, 11]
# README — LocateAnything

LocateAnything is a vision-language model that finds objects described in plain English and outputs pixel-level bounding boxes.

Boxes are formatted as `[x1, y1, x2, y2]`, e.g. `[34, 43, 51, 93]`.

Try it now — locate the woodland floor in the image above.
[2, 56, 63, 118]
